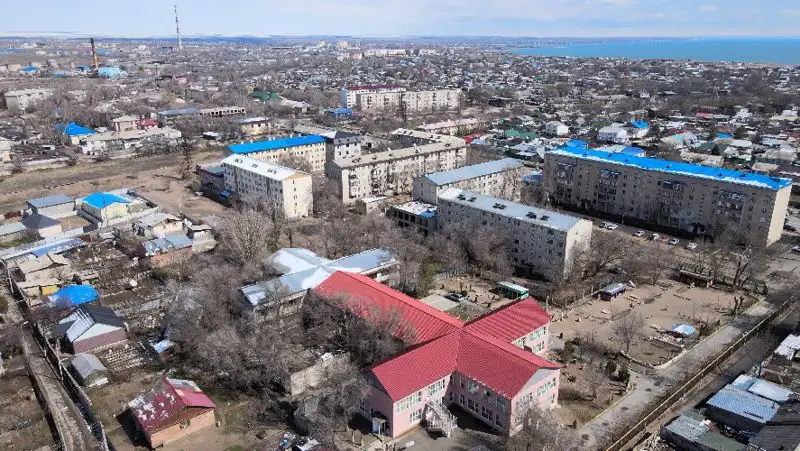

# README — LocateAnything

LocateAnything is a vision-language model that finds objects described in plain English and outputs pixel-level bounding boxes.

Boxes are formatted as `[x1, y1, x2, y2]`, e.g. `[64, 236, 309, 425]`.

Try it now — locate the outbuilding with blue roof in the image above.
[49, 285, 99, 307]
[544, 146, 793, 247]
[226, 135, 327, 172]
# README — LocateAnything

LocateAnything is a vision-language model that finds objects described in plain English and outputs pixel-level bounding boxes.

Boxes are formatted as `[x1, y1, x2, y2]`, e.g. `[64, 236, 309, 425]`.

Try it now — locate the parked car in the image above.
[649, 233, 661, 241]
[599, 221, 610, 228]
[791, 246, 800, 254]
[633, 230, 645, 237]
[444, 292, 466, 302]
[605, 223, 619, 230]
[668, 238, 680, 246]
[784, 224, 798, 232]
[685, 242, 698, 250]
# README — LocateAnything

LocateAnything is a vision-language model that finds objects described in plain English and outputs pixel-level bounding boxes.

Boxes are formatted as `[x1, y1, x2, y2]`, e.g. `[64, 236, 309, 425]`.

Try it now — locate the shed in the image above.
[70, 353, 108, 387]
[0, 221, 27, 243]
[670, 324, 697, 337]
[599, 283, 627, 301]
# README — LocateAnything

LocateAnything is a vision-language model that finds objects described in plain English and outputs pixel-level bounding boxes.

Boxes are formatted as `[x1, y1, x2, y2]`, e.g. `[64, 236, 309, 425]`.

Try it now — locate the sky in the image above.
[3, 0, 800, 38]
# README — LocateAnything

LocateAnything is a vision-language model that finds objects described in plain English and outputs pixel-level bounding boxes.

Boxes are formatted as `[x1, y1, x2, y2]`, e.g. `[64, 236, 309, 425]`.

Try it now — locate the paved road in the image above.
[7, 294, 96, 451]
[577, 299, 776, 450]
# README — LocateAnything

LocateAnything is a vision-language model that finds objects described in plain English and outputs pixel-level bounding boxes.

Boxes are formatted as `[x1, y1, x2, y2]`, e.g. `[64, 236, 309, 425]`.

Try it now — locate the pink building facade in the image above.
[316, 271, 561, 439]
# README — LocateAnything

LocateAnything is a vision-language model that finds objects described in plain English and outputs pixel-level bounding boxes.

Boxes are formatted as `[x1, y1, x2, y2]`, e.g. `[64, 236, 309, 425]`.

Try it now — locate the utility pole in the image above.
[174, 4, 183, 52]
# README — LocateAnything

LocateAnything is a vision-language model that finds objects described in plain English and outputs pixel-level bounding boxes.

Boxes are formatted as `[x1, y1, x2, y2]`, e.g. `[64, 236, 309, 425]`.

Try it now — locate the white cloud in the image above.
[697, 4, 718, 12]
[784, 8, 800, 16]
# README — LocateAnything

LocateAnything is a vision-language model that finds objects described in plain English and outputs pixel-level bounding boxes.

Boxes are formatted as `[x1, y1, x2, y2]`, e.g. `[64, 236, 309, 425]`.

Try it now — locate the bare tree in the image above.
[613, 311, 645, 354]
[506, 406, 582, 451]
[219, 205, 281, 265]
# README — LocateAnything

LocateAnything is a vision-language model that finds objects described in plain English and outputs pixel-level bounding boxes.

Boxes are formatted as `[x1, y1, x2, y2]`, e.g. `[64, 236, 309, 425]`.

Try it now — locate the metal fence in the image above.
[602, 300, 790, 451]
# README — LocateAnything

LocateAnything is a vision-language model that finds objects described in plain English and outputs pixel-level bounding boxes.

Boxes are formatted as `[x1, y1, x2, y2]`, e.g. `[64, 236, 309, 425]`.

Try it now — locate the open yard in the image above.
[137, 177, 229, 219]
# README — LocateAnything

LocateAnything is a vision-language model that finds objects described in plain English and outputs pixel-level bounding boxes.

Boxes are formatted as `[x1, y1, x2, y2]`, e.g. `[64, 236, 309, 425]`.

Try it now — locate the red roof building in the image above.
[314, 272, 559, 438]
[129, 378, 216, 448]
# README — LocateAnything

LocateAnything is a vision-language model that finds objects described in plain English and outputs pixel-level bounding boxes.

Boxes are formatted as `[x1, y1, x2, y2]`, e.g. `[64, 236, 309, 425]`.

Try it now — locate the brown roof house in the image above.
[51, 304, 127, 354]
[128, 378, 216, 449]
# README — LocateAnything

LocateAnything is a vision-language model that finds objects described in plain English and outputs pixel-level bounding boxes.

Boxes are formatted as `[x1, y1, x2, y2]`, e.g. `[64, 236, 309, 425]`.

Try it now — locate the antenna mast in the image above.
[174, 4, 183, 51]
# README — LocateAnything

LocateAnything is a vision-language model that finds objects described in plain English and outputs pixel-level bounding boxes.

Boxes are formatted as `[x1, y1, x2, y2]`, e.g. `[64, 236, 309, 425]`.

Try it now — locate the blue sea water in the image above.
[511, 38, 800, 65]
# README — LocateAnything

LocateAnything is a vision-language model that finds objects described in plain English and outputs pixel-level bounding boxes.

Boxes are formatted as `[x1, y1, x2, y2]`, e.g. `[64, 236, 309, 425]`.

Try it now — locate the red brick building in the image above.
[129, 377, 216, 449]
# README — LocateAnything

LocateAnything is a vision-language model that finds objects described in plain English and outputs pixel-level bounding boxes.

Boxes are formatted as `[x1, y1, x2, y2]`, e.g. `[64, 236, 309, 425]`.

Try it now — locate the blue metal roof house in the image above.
[96, 67, 127, 78]
[227, 135, 326, 155]
[566, 139, 588, 149]
[49, 285, 99, 307]
[82, 193, 130, 209]
[631, 120, 649, 129]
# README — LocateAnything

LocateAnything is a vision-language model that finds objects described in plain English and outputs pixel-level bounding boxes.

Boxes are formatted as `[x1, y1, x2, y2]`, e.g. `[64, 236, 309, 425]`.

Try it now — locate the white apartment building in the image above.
[545, 121, 570, 137]
[226, 135, 327, 173]
[293, 124, 363, 175]
[437, 188, 593, 281]
[413, 158, 526, 204]
[3, 88, 53, 113]
[340, 85, 461, 113]
[544, 147, 793, 247]
[328, 130, 467, 204]
[221, 155, 313, 218]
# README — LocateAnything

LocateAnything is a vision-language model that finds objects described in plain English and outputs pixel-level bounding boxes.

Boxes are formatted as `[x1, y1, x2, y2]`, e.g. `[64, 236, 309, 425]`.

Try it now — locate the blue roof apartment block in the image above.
[228, 135, 325, 154]
[82, 193, 130, 209]
[551, 146, 792, 191]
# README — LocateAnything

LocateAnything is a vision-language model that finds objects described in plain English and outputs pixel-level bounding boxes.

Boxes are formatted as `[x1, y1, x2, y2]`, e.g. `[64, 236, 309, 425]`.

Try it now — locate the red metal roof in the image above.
[368, 333, 460, 401]
[464, 298, 550, 343]
[317, 271, 559, 401]
[131, 378, 215, 434]
[315, 272, 463, 345]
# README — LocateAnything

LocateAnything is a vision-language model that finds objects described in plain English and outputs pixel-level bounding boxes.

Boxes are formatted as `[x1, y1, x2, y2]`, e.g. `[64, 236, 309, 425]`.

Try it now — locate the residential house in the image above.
[545, 121, 569, 137]
[79, 192, 130, 222]
[138, 234, 194, 268]
[132, 213, 184, 238]
[25, 194, 74, 217]
[59, 122, 96, 146]
[628, 121, 650, 139]
[51, 304, 127, 354]
[231, 117, 271, 136]
[0, 222, 27, 243]
[705, 385, 779, 433]
[598, 126, 629, 144]
[315, 272, 560, 438]
[21, 213, 62, 238]
[3, 88, 53, 113]
[111, 115, 138, 132]
[661, 411, 747, 451]
[749, 402, 800, 451]
[129, 378, 216, 449]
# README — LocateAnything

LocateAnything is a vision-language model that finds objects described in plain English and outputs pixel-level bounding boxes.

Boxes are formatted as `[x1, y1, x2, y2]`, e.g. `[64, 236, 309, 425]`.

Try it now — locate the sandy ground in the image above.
[137, 177, 229, 219]
[0, 150, 223, 214]
[550, 282, 744, 363]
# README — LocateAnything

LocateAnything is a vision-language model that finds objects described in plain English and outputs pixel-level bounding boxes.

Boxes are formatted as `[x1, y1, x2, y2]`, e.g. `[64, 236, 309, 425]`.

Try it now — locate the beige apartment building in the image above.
[3, 88, 53, 113]
[340, 85, 461, 113]
[413, 158, 526, 204]
[226, 135, 327, 173]
[328, 129, 467, 204]
[543, 147, 793, 247]
[221, 154, 313, 218]
[437, 188, 593, 281]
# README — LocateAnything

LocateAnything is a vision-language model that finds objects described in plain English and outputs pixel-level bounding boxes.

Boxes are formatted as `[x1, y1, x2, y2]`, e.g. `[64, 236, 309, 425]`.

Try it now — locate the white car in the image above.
[791, 246, 800, 254]
[605, 223, 619, 230]
[633, 230, 646, 237]
[649, 233, 661, 241]
[685, 242, 698, 250]
[668, 238, 680, 246]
